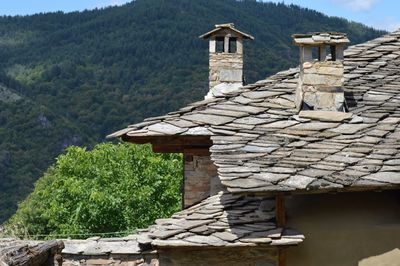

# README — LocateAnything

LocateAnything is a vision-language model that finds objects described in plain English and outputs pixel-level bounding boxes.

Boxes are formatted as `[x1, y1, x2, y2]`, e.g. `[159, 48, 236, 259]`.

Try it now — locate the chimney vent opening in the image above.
[229, 37, 237, 53]
[216, 37, 224, 53]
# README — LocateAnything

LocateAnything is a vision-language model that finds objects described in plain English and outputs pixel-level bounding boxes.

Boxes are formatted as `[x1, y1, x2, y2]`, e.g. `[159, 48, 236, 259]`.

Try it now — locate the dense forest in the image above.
[0, 0, 386, 222]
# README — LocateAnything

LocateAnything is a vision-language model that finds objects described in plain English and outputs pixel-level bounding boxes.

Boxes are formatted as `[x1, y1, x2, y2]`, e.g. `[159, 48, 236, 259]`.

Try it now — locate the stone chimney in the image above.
[200, 23, 254, 99]
[293, 32, 350, 112]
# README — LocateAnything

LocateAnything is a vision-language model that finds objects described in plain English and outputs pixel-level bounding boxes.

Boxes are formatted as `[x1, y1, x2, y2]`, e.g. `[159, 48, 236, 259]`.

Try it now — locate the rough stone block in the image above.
[184, 155, 218, 208]
[304, 66, 343, 76]
[302, 73, 342, 86]
[315, 92, 335, 110]
[210, 82, 242, 97]
[219, 69, 242, 82]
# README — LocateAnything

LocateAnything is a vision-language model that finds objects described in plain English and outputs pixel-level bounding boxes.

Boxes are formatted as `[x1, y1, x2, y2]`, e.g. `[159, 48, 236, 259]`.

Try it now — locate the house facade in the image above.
[62, 24, 400, 266]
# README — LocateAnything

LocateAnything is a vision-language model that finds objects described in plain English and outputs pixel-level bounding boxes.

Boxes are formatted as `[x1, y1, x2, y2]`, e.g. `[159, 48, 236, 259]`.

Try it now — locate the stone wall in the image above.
[285, 190, 400, 266]
[208, 53, 243, 98]
[157, 247, 277, 266]
[60, 238, 158, 266]
[183, 155, 220, 208]
[297, 60, 345, 111]
[62, 247, 278, 266]
[302, 61, 344, 86]
[63, 254, 158, 266]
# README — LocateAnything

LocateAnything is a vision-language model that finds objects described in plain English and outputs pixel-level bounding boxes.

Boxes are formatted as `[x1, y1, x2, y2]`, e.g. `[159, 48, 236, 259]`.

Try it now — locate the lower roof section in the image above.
[138, 192, 304, 248]
[60, 192, 303, 256]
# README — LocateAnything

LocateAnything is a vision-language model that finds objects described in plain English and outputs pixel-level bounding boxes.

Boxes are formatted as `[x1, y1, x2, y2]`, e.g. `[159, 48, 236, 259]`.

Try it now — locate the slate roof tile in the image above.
[109, 29, 400, 194]
[132, 192, 303, 248]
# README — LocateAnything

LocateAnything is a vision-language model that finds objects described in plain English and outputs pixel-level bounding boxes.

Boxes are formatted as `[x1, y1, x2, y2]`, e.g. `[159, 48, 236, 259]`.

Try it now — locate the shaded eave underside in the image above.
[122, 135, 212, 155]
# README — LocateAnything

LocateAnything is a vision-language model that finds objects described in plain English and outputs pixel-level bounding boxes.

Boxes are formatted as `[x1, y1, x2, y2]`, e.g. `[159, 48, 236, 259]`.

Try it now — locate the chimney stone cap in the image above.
[292, 32, 349, 46]
[215, 23, 235, 28]
[199, 23, 254, 40]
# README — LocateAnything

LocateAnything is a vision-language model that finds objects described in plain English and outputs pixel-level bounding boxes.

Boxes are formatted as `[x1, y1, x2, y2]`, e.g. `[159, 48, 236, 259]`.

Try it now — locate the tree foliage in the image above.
[5, 143, 182, 239]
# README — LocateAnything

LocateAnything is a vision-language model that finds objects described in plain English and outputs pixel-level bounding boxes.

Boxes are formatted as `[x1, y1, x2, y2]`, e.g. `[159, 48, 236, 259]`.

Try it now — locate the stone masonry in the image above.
[299, 60, 345, 111]
[208, 51, 244, 98]
[293, 32, 349, 112]
[63, 253, 158, 266]
[199, 23, 253, 99]
[183, 155, 220, 207]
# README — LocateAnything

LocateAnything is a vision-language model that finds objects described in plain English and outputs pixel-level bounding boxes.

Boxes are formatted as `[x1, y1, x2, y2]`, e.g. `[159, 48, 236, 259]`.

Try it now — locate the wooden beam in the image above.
[276, 194, 286, 266]
[183, 148, 210, 156]
[123, 135, 212, 146]
[181, 155, 185, 210]
[1, 240, 64, 266]
[278, 248, 286, 266]
[152, 144, 183, 153]
[276, 194, 286, 227]
[123, 135, 213, 154]
[152, 145, 211, 155]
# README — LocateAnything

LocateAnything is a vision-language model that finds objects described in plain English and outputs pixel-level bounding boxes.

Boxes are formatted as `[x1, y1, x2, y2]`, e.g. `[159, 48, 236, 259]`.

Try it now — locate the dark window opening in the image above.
[318, 47, 322, 61]
[311, 47, 319, 60]
[229, 37, 237, 53]
[330, 45, 337, 61]
[216, 37, 224, 53]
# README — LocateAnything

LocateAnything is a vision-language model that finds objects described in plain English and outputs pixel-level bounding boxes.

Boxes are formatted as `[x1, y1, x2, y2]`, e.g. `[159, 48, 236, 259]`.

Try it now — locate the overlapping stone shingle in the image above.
[109, 29, 400, 194]
[54, 193, 304, 255]
[139, 192, 303, 247]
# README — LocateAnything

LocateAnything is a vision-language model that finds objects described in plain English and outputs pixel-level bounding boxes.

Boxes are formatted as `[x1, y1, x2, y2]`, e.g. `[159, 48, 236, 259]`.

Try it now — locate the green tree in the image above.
[5, 143, 182, 239]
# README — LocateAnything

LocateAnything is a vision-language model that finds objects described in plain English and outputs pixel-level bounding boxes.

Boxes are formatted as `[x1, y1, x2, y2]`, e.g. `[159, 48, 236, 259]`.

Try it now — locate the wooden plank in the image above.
[1, 240, 64, 266]
[278, 248, 286, 266]
[123, 135, 212, 146]
[183, 148, 210, 156]
[181, 155, 185, 210]
[152, 145, 211, 154]
[152, 145, 183, 153]
[276, 195, 286, 266]
[123, 135, 212, 154]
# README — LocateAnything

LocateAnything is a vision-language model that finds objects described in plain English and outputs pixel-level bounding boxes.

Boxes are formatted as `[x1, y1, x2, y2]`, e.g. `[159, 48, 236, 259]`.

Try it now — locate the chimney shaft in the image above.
[200, 24, 254, 98]
[293, 32, 350, 112]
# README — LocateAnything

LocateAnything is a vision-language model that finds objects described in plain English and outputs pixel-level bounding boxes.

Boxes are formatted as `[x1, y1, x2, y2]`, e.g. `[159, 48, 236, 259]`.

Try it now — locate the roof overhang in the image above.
[199, 23, 254, 40]
[122, 135, 212, 155]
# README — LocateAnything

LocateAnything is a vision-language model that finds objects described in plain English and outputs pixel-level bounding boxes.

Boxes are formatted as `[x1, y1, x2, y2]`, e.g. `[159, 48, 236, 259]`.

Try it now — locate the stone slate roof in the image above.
[199, 23, 254, 40]
[62, 237, 142, 256]
[60, 192, 302, 254]
[137, 192, 303, 247]
[109, 29, 400, 194]
[292, 32, 350, 45]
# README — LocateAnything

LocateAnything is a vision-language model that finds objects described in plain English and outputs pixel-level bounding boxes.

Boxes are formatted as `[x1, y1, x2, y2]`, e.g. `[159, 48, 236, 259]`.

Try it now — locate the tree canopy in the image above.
[5, 143, 182, 239]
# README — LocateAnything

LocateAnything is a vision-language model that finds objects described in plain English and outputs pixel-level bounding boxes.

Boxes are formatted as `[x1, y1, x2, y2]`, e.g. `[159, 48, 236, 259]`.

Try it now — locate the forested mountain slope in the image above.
[0, 0, 385, 221]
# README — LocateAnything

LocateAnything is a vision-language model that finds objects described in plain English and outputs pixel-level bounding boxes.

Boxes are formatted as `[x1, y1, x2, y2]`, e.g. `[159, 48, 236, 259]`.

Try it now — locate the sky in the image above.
[269, 0, 400, 31]
[0, 0, 398, 31]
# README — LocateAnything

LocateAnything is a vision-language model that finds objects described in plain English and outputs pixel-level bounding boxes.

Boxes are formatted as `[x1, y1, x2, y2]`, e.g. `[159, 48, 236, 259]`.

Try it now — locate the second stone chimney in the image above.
[200, 23, 254, 99]
[293, 32, 350, 112]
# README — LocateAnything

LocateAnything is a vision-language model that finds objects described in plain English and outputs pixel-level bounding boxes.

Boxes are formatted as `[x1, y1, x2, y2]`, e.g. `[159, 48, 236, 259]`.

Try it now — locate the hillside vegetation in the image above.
[5, 143, 182, 239]
[0, 0, 385, 221]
